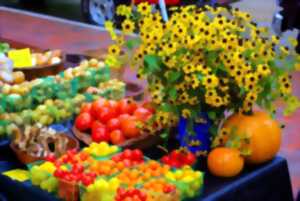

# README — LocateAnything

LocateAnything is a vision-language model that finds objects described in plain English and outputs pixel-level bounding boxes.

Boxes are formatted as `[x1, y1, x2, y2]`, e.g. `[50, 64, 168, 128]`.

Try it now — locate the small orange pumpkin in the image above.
[222, 111, 282, 164]
[208, 147, 244, 177]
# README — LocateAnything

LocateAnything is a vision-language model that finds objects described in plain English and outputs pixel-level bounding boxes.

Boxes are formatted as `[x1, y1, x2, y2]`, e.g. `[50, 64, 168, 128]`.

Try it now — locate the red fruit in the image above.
[75, 112, 93, 131]
[54, 169, 64, 178]
[118, 99, 137, 115]
[108, 100, 119, 111]
[112, 154, 121, 162]
[123, 149, 132, 159]
[45, 153, 56, 162]
[72, 164, 84, 174]
[163, 185, 176, 193]
[132, 149, 143, 161]
[78, 152, 89, 161]
[81, 176, 93, 186]
[185, 152, 196, 165]
[91, 98, 109, 117]
[133, 107, 152, 122]
[107, 118, 121, 131]
[121, 118, 140, 138]
[110, 130, 125, 145]
[123, 159, 132, 167]
[97, 106, 116, 123]
[170, 150, 179, 160]
[91, 121, 109, 142]
[161, 155, 171, 164]
[80, 103, 92, 114]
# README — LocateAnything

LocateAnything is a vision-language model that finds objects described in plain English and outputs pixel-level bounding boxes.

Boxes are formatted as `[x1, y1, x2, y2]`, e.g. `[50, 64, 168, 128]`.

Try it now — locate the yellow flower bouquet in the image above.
[105, 3, 300, 152]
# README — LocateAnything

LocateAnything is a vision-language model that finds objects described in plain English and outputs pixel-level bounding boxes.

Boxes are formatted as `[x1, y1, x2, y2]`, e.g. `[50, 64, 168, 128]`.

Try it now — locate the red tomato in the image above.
[80, 103, 92, 114]
[97, 106, 116, 123]
[132, 149, 143, 161]
[75, 112, 93, 131]
[91, 98, 108, 117]
[107, 118, 121, 131]
[117, 99, 137, 115]
[184, 152, 196, 165]
[123, 149, 132, 159]
[133, 107, 152, 122]
[119, 114, 131, 124]
[91, 121, 109, 142]
[110, 130, 125, 145]
[108, 100, 119, 112]
[121, 117, 140, 138]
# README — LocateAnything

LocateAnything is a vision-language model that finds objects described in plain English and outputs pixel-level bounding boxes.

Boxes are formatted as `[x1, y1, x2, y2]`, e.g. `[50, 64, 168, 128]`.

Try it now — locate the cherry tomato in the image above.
[161, 155, 171, 164]
[184, 152, 196, 165]
[75, 112, 93, 131]
[91, 98, 108, 117]
[123, 149, 132, 159]
[133, 107, 152, 122]
[108, 100, 119, 112]
[45, 153, 56, 162]
[81, 175, 93, 186]
[118, 99, 137, 115]
[80, 103, 92, 114]
[107, 118, 121, 131]
[121, 117, 140, 138]
[91, 121, 109, 142]
[110, 130, 125, 145]
[97, 106, 116, 123]
[132, 149, 143, 161]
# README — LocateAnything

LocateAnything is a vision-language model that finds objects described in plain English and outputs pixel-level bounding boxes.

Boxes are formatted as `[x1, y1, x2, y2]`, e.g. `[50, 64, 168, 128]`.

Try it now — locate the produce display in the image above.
[74, 97, 154, 145]
[0, 59, 125, 138]
[28, 142, 203, 201]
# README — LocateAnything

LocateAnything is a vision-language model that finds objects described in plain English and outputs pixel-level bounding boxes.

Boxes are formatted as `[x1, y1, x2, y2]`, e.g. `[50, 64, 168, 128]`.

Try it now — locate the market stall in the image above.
[0, 2, 299, 201]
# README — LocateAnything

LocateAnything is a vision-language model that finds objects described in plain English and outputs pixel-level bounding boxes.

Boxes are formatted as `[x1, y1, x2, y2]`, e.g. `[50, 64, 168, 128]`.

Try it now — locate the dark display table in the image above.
[0, 144, 294, 201]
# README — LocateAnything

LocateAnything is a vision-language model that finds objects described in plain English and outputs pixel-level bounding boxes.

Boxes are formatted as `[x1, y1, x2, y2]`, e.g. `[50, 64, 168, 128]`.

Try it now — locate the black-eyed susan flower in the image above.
[182, 109, 191, 119]
[122, 19, 135, 34]
[137, 2, 152, 16]
[108, 44, 121, 56]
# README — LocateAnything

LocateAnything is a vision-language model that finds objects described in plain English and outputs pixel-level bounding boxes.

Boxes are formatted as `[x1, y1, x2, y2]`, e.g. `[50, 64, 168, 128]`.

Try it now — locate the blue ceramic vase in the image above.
[177, 113, 212, 153]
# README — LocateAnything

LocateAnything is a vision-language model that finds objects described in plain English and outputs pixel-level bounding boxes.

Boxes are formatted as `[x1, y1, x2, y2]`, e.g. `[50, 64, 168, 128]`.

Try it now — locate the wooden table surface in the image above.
[0, 5, 300, 198]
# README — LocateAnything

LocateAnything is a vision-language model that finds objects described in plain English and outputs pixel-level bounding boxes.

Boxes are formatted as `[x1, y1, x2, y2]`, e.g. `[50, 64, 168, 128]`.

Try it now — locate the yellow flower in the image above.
[257, 64, 271, 77]
[182, 109, 191, 119]
[108, 44, 121, 56]
[137, 2, 152, 16]
[122, 19, 135, 34]
[178, 92, 189, 104]
[203, 75, 219, 89]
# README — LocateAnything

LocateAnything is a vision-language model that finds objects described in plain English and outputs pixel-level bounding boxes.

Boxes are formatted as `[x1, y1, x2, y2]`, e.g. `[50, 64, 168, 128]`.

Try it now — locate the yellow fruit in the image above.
[13, 71, 25, 84]
[208, 147, 244, 178]
[222, 111, 281, 164]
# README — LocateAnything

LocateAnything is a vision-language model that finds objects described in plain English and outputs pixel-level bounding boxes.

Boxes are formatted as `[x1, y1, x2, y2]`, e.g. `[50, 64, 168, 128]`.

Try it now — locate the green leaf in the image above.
[168, 71, 181, 83]
[208, 111, 216, 120]
[125, 38, 141, 50]
[206, 51, 218, 66]
[161, 132, 168, 139]
[169, 88, 177, 100]
[144, 55, 162, 73]
[209, 125, 218, 136]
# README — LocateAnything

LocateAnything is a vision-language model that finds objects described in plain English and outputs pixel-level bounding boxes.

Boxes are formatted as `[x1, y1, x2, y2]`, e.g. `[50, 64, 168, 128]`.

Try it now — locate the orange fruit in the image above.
[222, 111, 281, 164]
[208, 147, 244, 177]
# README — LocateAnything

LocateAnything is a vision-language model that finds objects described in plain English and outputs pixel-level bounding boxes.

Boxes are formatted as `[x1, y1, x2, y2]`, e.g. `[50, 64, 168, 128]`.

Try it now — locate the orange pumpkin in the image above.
[222, 111, 281, 164]
[208, 147, 244, 177]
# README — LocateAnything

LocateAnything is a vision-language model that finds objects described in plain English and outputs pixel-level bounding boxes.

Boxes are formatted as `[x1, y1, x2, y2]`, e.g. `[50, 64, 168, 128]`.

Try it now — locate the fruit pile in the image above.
[28, 142, 204, 201]
[165, 167, 203, 198]
[161, 149, 197, 168]
[115, 188, 147, 201]
[75, 97, 154, 145]
[0, 79, 124, 137]
[82, 142, 119, 158]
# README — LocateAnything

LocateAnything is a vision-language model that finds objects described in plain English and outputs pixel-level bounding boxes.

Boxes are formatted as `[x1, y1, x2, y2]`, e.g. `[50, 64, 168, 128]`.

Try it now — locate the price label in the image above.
[8, 48, 32, 68]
